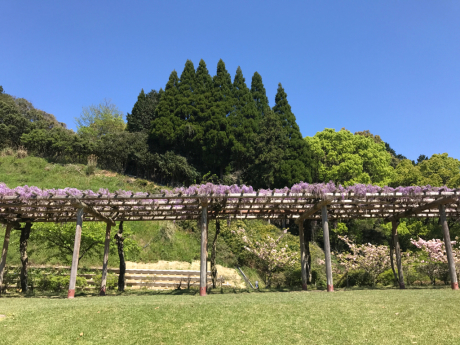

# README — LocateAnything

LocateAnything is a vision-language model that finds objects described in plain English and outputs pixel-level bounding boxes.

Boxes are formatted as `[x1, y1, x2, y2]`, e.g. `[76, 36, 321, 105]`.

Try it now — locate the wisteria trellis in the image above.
[1, 181, 460, 296]
[0, 182, 459, 223]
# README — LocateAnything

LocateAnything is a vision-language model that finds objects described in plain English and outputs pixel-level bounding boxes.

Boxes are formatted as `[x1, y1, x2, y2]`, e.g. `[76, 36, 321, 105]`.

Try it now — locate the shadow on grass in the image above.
[0, 284, 453, 299]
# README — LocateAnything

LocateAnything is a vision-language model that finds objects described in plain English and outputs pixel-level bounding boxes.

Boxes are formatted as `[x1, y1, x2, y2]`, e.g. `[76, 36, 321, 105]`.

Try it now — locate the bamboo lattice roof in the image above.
[1, 183, 459, 225]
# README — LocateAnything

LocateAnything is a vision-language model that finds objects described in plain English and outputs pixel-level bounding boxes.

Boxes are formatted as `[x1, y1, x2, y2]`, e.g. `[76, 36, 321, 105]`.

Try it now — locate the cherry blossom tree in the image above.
[232, 228, 297, 287]
[411, 237, 460, 285]
[336, 235, 390, 286]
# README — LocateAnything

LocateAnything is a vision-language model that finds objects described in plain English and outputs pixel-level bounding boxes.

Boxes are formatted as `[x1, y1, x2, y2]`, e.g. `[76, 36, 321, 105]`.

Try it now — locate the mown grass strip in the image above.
[1, 289, 460, 344]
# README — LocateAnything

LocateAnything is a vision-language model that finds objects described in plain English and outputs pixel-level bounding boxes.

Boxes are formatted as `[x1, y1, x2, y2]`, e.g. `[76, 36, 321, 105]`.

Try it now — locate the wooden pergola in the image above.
[1, 189, 459, 297]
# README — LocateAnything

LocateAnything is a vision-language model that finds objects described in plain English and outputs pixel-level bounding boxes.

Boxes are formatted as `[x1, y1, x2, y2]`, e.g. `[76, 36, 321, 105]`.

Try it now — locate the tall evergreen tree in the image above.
[175, 60, 197, 159]
[243, 108, 287, 189]
[126, 89, 161, 133]
[176, 60, 196, 122]
[150, 71, 180, 152]
[229, 66, 259, 171]
[250, 72, 269, 117]
[272, 83, 312, 187]
[192, 59, 214, 170]
[201, 59, 233, 178]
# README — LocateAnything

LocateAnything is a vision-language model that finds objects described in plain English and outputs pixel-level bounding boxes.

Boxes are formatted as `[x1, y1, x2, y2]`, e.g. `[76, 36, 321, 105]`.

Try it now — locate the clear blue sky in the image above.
[1, 1, 459, 161]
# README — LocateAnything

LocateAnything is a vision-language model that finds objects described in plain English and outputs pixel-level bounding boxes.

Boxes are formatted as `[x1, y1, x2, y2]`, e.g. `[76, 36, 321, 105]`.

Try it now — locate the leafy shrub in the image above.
[0, 147, 14, 157]
[159, 222, 176, 242]
[38, 275, 87, 292]
[378, 269, 396, 286]
[311, 268, 327, 289]
[94, 273, 118, 290]
[16, 146, 28, 159]
[85, 164, 96, 175]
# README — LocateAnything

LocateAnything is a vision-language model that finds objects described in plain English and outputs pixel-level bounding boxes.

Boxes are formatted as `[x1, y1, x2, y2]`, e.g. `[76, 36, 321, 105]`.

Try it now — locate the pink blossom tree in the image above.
[232, 228, 298, 287]
[336, 235, 390, 287]
[410, 237, 460, 285]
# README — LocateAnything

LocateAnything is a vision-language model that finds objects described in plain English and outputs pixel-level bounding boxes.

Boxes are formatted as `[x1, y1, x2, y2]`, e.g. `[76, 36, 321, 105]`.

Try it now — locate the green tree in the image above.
[190, 59, 213, 169]
[76, 99, 125, 140]
[0, 101, 29, 148]
[126, 89, 161, 133]
[272, 83, 312, 187]
[305, 128, 394, 186]
[243, 109, 287, 189]
[391, 153, 460, 188]
[250, 72, 269, 117]
[419, 153, 460, 187]
[202, 59, 233, 178]
[31, 222, 138, 264]
[229, 66, 259, 171]
[151, 71, 180, 152]
[175, 60, 199, 161]
[390, 159, 422, 187]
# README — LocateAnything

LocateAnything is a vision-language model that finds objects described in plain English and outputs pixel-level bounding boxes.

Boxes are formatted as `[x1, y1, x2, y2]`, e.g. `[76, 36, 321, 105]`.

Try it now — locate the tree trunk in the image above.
[306, 221, 312, 283]
[200, 204, 208, 296]
[389, 240, 398, 286]
[299, 220, 308, 290]
[392, 221, 405, 289]
[115, 221, 126, 292]
[19, 222, 32, 292]
[211, 220, 220, 288]
[311, 220, 317, 242]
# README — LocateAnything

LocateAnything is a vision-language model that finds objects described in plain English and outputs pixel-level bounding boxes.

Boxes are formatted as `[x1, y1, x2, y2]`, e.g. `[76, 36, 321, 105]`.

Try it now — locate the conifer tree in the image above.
[250, 72, 269, 117]
[192, 59, 214, 170]
[229, 66, 259, 171]
[243, 108, 287, 189]
[126, 89, 161, 133]
[201, 59, 233, 178]
[272, 83, 312, 187]
[150, 71, 180, 152]
[175, 60, 197, 159]
[176, 60, 196, 122]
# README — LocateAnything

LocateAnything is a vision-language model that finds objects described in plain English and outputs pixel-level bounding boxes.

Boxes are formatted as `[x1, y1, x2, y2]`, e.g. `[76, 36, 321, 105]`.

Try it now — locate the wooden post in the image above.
[0, 224, 12, 292]
[211, 219, 220, 289]
[68, 208, 83, 299]
[439, 205, 459, 290]
[391, 220, 405, 289]
[100, 222, 112, 296]
[299, 220, 308, 290]
[200, 202, 208, 296]
[321, 205, 333, 292]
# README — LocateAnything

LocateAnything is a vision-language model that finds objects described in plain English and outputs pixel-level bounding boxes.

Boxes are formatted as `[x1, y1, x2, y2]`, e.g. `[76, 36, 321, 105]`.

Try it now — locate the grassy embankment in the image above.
[1, 289, 460, 344]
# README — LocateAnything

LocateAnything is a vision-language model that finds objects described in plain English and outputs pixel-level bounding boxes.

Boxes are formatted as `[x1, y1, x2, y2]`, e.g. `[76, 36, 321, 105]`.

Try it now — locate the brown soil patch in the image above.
[95, 170, 117, 177]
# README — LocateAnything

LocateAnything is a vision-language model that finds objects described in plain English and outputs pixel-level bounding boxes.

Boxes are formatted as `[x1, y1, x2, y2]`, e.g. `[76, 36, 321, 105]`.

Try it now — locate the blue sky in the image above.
[1, 1, 459, 161]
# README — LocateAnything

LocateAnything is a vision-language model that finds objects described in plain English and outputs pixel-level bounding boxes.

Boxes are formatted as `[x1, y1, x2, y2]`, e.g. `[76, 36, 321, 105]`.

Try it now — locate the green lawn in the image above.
[1, 289, 459, 344]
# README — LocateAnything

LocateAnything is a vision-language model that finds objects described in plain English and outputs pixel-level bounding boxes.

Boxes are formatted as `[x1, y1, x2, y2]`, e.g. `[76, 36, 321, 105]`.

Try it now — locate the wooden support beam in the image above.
[99, 223, 112, 296]
[0, 224, 12, 292]
[296, 200, 330, 224]
[387, 196, 456, 222]
[439, 205, 459, 290]
[68, 208, 83, 298]
[200, 202, 208, 296]
[299, 220, 308, 290]
[391, 220, 405, 289]
[71, 199, 115, 226]
[321, 205, 333, 292]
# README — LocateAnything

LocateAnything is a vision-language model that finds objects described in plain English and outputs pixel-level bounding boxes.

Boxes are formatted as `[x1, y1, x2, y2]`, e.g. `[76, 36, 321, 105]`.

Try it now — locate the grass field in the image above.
[1, 289, 460, 344]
